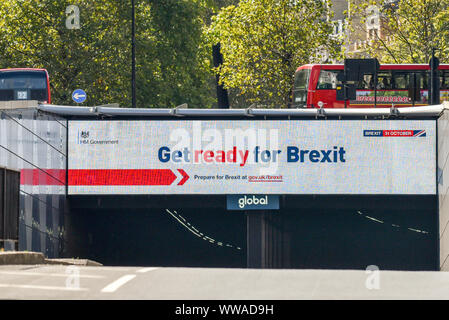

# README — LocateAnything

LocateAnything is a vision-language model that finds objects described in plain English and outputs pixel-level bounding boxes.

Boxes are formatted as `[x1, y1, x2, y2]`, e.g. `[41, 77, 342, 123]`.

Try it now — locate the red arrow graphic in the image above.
[20, 169, 66, 186]
[21, 169, 188, 186]
[177, 169, 189, 186]
[68, 169, 177, 186]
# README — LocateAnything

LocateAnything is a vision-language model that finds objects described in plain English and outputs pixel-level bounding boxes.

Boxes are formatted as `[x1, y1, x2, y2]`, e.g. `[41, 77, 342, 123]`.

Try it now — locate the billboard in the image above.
[68, 120, 436, 195]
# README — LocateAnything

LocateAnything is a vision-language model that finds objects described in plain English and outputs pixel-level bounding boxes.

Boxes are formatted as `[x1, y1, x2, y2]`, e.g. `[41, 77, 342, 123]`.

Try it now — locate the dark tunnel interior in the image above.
[64, 195, 438, 270]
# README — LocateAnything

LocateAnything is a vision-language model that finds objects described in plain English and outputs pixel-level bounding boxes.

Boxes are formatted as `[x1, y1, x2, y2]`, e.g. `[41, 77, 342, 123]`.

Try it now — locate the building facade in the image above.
[0, 103, 67, 257]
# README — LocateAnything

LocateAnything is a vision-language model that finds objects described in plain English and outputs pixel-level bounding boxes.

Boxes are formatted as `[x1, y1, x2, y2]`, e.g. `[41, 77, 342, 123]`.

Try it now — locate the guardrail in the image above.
[37, 102, 449, 118]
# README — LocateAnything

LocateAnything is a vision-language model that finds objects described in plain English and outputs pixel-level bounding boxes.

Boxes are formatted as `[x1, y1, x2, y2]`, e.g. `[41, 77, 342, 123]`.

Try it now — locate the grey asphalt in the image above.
[0, 264, 448, 299]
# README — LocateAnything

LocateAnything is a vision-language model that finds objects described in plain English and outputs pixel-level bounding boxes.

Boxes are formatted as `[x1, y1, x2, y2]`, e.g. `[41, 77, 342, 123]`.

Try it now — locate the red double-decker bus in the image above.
[292, 64, 449, 108]
[0, 68, 51, 103]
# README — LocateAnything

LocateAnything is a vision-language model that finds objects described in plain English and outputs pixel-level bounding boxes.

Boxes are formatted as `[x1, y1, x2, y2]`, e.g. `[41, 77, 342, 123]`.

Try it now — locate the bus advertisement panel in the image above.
[68, 120, 436, 195]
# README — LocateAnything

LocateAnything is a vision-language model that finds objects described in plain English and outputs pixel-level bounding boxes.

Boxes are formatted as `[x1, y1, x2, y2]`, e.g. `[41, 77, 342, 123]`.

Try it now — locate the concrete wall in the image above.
[0, 105, 67, 258]
[438, 107, 449, 270]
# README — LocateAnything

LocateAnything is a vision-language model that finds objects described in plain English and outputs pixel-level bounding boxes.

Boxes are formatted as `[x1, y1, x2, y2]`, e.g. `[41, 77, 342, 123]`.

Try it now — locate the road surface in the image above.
[0, 265, 448, 299]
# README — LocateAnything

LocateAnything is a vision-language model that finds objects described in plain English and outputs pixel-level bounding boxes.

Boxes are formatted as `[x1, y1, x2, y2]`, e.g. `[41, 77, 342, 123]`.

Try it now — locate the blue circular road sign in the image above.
[72, 89, 87, 103]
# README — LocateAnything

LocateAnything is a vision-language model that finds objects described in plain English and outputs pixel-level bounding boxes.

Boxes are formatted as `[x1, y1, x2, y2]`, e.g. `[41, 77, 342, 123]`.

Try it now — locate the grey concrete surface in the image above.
[0, 100, 38, 110]
[0, 265, 448, 300]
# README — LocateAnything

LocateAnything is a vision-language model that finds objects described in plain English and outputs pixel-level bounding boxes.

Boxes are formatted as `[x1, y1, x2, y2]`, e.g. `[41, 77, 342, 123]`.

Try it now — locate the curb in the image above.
[45, 258, 103, 267]
[0, 252, 46, 265]
[0, 252, 102, 266]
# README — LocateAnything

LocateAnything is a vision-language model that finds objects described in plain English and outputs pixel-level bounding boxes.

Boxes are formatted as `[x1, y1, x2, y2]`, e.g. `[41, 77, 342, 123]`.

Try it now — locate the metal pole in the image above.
[343, 69, 347, 108]
[213, 43, 230, 109]
[430, 48, 434, 105]
[429, 48, 440, 105]
[131, 0, 136, 108]
[344, 85, 347, 108]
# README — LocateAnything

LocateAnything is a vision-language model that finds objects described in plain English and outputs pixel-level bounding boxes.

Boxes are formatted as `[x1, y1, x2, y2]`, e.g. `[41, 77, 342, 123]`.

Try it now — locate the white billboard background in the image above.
[68, 120, 436, 195]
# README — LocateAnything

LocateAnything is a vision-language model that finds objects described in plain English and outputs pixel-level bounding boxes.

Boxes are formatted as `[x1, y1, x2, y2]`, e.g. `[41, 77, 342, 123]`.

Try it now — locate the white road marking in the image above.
[0, 271, 104, 278]
[101, 275, 136, 293]
[357, 210, 430, 234]
[365, 216, 384, 224]
[0, 284, 87, 291]
[136, 267, 158, 273]
[408, 228, 429, 234]
[166, 209, 202, 238]
[165, 209, 241, 250]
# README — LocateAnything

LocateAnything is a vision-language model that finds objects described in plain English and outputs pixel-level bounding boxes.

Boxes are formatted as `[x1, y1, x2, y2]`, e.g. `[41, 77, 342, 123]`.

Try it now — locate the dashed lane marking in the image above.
[365, 216, 384, 224]
[165, 209, 242, 250]
[357, 210, 430, 234]
[136, 267, 159, 273]
[101, 275, 136, 293]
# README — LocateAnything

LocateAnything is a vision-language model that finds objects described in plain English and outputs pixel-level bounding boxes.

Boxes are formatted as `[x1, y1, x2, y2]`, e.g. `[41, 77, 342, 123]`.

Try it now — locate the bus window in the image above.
[441, 71, 449, 102]
[294, 69, 310, 90]
[377, 72, 392, 89]
[392, 72, 409, 89]
[441, 71, 449, 89]
[358, 74, 374, 89]
[293, 69, 311, 107]
[316, 70, 341, 89]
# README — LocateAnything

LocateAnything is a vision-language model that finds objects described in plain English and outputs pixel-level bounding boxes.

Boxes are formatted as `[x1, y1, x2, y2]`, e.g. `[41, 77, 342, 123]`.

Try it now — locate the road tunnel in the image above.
[65, 194, 438, 270]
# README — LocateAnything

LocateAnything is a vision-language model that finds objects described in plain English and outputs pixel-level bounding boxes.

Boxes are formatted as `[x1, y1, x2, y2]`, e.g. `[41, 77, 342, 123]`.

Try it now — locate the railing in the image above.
[37, 102, 449, 118]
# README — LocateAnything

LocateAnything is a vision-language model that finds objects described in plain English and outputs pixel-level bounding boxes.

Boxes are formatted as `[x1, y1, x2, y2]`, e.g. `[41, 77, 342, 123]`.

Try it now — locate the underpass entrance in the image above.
[60, 111, 439, 270]
[65, 195, 438, 270]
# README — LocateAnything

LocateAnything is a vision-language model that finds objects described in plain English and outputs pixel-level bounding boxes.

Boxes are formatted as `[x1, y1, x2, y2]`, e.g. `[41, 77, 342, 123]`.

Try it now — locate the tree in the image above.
[0, 0, 215, 108]
[136, 0, 215, 108]
[0, 0, 132, 106]
[349, 0, 449, 63]
[207, 0, 341, 108]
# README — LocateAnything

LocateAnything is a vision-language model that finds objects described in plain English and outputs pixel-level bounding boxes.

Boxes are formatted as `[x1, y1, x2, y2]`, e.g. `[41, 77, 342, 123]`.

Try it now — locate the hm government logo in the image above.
[77, 130, 119, 145]
[77, 130, 90, 144]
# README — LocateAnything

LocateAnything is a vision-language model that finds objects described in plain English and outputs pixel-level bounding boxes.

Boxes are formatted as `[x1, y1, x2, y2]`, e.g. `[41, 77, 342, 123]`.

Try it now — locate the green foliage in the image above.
[207, 0, 341, 108]
[351, 0, 449, 63]
[0, 0, 215, 108]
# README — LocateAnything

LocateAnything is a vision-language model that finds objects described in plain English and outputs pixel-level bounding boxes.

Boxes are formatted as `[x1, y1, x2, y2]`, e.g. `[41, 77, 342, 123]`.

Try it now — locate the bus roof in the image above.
[0, 68, 48, 73]
[296, 64, 449, 72]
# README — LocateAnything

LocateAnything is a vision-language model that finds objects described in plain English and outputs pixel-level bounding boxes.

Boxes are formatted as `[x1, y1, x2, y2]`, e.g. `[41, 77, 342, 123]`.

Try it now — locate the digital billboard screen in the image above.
[68, 120, 436, 195]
